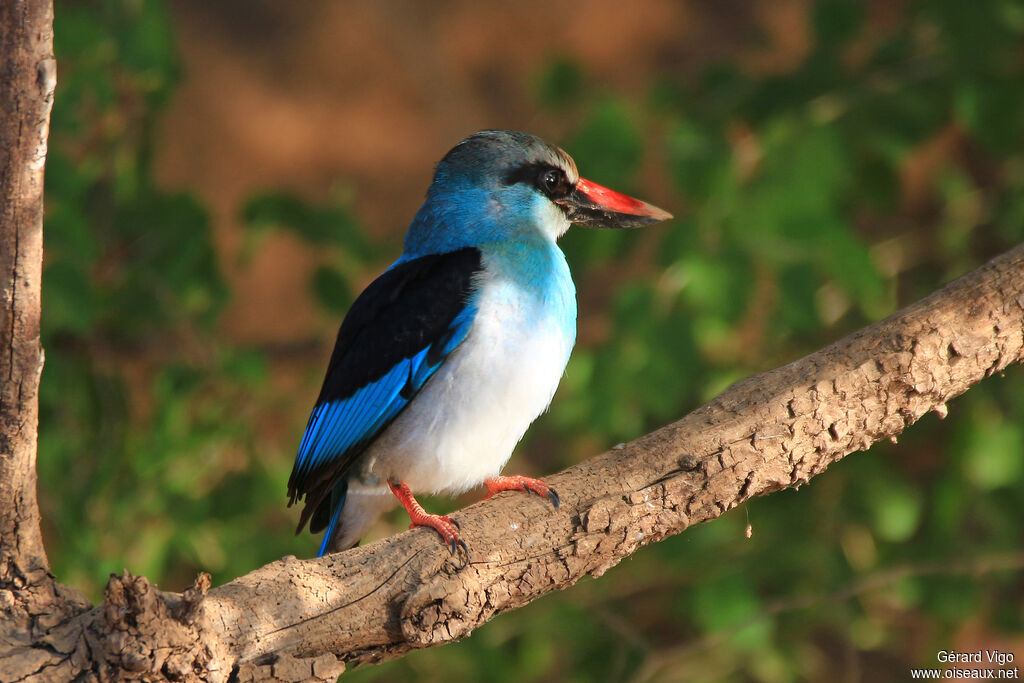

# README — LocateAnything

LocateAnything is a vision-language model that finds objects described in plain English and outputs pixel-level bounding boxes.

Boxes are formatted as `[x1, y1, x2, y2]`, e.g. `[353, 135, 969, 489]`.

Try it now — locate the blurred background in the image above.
[38, 1, 1024, 681]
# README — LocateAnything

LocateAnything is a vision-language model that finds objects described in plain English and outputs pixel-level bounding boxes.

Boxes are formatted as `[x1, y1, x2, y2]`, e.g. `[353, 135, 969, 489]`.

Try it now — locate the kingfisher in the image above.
[287, 130, 671, 555]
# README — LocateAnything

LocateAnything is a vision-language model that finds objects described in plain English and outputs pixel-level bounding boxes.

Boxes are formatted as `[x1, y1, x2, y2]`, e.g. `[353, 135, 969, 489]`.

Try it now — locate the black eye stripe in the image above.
[502, 161, 552, 186]
[502, 161, 572, 199]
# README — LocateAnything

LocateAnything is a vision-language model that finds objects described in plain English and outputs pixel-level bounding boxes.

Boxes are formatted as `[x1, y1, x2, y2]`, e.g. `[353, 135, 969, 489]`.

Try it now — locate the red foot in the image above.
[388, 480, 465, 554]
[484, 475, 560, 509]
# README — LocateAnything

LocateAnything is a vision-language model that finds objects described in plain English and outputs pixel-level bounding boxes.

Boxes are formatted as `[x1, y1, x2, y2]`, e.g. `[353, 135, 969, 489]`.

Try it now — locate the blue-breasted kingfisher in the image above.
[287, 130, 672, 555]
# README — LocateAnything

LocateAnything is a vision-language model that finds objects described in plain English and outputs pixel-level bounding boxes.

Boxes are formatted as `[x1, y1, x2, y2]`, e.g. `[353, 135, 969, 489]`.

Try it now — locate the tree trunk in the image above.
[1, 0, 89, 660]
[2, 3, 1024, 681]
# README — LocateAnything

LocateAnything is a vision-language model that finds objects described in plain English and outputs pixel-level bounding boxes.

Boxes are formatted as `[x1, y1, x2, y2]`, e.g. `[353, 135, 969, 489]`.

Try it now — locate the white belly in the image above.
[358, 273, 575, 495]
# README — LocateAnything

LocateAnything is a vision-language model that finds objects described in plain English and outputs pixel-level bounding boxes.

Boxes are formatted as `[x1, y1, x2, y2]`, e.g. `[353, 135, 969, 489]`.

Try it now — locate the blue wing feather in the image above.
[317, 479, 348, 556]
[294, 356, 413, 479]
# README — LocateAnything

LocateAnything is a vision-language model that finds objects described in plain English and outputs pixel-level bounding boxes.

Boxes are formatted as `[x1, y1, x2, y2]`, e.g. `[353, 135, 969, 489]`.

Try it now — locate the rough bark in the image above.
[208, 241, 1024, 678]
[2, 0, 90, 664]
[2, 228, 1022, 681]
[1, 0, 52, 578]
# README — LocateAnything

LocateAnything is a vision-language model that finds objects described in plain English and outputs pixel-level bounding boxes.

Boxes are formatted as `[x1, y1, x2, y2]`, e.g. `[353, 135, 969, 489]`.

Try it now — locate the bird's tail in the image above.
[317, 480, 349, 557]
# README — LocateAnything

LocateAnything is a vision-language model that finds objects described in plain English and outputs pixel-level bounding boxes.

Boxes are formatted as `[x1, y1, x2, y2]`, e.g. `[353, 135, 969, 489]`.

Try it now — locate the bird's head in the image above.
[405, 130, 672, 254]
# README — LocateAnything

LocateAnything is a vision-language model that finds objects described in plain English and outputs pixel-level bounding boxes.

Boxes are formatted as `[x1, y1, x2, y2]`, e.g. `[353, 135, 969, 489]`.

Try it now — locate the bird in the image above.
[287, 130, 672, 556]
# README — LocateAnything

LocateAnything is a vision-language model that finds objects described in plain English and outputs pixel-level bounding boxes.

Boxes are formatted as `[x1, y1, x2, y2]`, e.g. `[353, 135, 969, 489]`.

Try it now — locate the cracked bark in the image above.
[3, 4, 1024, 681]
[3, 243, 1022, 683]
[1, 0, 90, 669]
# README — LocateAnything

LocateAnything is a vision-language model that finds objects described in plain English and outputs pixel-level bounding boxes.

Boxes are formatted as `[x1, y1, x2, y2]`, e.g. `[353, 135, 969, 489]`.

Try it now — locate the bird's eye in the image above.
[540, 168, 569, 198]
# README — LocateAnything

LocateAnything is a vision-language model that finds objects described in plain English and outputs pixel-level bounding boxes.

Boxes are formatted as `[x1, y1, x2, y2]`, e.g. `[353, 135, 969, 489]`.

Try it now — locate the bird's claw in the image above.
[409, 513, 465, 555]
[485, 475, 560, 510]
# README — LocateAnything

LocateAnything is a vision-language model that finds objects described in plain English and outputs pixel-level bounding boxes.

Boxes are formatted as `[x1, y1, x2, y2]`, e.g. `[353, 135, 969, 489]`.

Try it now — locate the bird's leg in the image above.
[483, 475, 560, 509]
[387, 479, 466, 554]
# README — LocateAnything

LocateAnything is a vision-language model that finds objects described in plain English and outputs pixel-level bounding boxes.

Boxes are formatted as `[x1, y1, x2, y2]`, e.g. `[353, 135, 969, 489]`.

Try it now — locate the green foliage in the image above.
[40, 0, 295, 597]
[39, 1, 1024, 680]
[241, 190, 379, 316]
[242, 191, 372, 255]
[537, 56, 585, 109]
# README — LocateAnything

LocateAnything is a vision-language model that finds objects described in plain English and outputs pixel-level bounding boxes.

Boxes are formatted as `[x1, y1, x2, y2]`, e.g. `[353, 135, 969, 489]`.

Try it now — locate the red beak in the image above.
[556, 177, 672, 228]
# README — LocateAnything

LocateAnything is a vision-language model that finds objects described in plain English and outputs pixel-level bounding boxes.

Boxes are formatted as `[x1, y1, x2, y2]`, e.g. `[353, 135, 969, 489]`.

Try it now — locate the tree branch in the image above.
[205, 242, 1024, 679]
[14, 240, 1015, 682]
